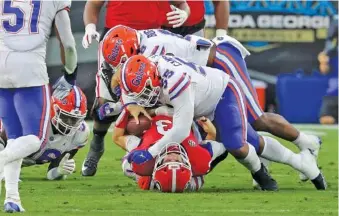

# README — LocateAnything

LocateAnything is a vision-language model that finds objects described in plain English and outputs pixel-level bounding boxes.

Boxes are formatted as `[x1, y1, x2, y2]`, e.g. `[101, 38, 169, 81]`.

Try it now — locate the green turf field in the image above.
[4, 125, 338, 216]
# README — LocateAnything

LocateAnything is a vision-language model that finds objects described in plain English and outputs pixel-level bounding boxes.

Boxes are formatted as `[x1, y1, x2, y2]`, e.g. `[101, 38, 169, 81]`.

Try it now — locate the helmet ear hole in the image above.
[131, 48, 135, 54]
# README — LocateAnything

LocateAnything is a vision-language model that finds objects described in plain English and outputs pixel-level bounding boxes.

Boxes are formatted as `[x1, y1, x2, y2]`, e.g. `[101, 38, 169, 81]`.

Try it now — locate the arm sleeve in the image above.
[46, 149, 78, 180]
[55, 10, 77, 74]
[148, 85, 194, 157]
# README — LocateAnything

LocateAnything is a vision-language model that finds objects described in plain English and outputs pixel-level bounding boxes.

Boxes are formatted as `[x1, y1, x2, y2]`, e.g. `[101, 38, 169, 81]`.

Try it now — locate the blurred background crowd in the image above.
[46, 0, 338, 124]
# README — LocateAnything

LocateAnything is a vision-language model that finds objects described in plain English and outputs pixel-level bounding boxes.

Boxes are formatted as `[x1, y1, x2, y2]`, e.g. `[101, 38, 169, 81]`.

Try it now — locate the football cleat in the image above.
[252, 157, 271, 190]
[311, 173, 327, 190]
[4, 200, 25, 213]
[298, 149, 327, 190]
[298, 135, 322, 181]
[81, 151, 103, 176]
[252, 163, 278, 191]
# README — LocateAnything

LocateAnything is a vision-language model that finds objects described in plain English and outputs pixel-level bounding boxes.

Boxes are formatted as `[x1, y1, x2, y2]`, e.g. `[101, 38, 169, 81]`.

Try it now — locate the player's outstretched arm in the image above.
[148, 86, 194, 157]
[113, 110, 142, 151]
[212, 0, 229, 36]
[55, 10, 77, 75]
[82, 0, 104, 48]
[46, 150, 77, 180]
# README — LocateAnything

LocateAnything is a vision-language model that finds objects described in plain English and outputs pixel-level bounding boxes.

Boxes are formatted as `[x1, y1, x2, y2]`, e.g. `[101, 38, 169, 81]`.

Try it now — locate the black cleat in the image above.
[251, 163, 278, 191]
[81, 151, 103, 176]
[311, 173, 327, 190]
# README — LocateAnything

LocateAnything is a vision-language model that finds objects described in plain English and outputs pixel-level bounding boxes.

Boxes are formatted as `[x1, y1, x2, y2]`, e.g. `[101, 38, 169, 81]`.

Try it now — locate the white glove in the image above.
[82, 23, 100, 49]
[167, 5, 188, 28]
[57, 153, 75, 175]
[216, 29, 228, 37]
[155, 106, 174, 116]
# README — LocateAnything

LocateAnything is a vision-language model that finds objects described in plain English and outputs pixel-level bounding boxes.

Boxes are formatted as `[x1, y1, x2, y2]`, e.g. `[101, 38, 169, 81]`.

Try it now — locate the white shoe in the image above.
[298, 135, 321, 181]
[4, 199, 25, 213]
[299, 150, 320, 181]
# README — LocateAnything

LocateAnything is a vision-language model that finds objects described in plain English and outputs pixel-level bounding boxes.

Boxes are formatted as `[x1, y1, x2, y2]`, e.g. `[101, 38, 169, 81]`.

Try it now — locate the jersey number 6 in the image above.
[2, 0, 41, 33]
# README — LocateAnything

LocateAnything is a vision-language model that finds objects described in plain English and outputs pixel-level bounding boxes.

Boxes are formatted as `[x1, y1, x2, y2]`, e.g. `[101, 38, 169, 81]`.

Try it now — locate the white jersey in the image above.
[0, 0, 71, 87]
[153, 55, 229, 119]
[29, 121, 89, 163]
[138, 29, 211, 66]
[138, 29, 250, 67]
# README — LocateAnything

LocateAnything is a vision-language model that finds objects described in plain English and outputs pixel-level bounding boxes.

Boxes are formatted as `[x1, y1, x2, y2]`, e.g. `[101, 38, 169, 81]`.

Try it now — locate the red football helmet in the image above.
[102, 25, 139, 68]
[152, 143, 192, 193]
[51, 86, 87, 136]
[120, 55, 161, 107]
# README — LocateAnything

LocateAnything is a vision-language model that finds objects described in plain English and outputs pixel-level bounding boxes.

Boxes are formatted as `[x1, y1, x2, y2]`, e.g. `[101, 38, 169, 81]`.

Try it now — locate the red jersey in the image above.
[136, 115, 211, 176]
[105, 1, 163, 29]
[161, 1, 205, 27]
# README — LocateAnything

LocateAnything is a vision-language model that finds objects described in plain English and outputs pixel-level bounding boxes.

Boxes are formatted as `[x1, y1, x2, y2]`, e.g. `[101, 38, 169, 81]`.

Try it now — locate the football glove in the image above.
[127, 149, 153, 165]
[52, 66, 78, 100]
[97, 102, 122, 120]
[82, 23, 100, 49]
[167, 5, 188, 28]
[57, 153, 75, 176]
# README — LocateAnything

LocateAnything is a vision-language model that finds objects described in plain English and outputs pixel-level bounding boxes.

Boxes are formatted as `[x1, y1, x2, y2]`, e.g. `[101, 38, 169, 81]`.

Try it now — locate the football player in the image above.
[161, 0, 229, 37]
[0, 0, 77, 212]
[81, 0, 190, 177]
[119, 55, 327, 191]
[0, 87, 88, 181]
[112, 109, 227, 192]
[101, 26, 322, 182]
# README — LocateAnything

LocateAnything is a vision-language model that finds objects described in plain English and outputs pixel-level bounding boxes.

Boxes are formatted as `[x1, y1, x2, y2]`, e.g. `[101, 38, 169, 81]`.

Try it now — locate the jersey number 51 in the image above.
[2, 0, 41, 33]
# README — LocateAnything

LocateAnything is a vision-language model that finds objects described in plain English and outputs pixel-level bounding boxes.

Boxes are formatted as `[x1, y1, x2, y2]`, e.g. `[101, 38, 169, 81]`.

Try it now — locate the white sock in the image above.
[261, 136, 303, 171]
[293, 132, 310, 150]
[1, 135, 40, 164]
[4, 159, 22, 201]
[237, 144, 261, 173]
[3, 139, 23, 201]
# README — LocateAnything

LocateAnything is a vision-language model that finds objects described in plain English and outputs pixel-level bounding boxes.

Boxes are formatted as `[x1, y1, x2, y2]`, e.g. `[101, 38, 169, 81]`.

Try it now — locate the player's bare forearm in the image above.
[84, 0, 104, 26]
[213, 0, 229, 30]
[170, 0, 190, 16]
[112, 127, 128, 151]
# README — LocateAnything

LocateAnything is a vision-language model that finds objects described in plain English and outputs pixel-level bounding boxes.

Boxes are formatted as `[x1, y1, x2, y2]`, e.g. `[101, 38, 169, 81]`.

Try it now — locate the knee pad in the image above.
[23, 135, 41, 152]
[92, 128, 108, 138]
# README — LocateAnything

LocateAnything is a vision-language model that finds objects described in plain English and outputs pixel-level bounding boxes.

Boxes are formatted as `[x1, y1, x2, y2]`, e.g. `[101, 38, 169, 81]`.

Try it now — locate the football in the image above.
[126, 115, 152, 136]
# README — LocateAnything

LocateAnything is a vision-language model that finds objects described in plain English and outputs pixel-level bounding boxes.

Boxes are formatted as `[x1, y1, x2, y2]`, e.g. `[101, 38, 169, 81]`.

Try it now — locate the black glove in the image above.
[100, 61, 120, 102]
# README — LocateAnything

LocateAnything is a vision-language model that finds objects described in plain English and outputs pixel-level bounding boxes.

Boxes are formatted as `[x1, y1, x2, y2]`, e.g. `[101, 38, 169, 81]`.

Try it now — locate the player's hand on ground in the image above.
[167, 5, 188, 28]
[127, 149, 153, 164]
[57, 153, 75, 175]
[197, 116, 216, 138]
[82, 23, 100, 49]
[97, 102, 122, 120]
[127, 104, 152, 124]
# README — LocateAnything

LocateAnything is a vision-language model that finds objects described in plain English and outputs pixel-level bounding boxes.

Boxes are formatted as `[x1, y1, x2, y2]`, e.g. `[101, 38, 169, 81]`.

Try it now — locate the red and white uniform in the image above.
[117, 115, 212, 177]
[117, 114, 225, 191]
